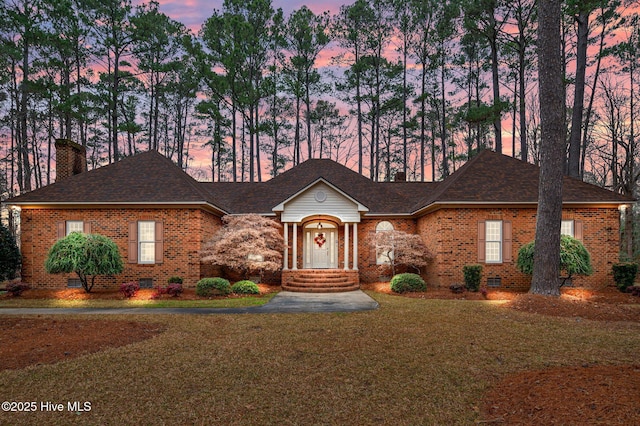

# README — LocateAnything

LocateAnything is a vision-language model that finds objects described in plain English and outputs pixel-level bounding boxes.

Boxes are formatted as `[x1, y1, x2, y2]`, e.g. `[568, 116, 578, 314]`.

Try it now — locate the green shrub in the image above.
[0, 223, 21, 281]
[612, 263, 638, 293]
[45, 233, 123, 293]
[168, 276, 183, 284]
[390, 273, 426, 293]
[196, 277, 231, 297]
[517, 235, 593, 279]
[232, 280, 260, 295]
[462, 264, 482, 292]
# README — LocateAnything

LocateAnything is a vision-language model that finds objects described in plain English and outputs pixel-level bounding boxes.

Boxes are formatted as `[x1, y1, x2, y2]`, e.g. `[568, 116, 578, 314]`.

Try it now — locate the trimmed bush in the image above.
[390, 273, 426, 293]
[120, 282, 140, 298]
[232, 280, 260, 295]
[0, 223, 21, 281]
[6, 282, 30, 297]
[517, 235, 593, 279]
[168, 276, 183, 284]
[196, 277, 231, 297]
[612, 263, 638, 293]
[166, 283, 183, 297]
[463, 264, 482, 292]
[151, 286, 166, 299]
[45, 233, 124, 293]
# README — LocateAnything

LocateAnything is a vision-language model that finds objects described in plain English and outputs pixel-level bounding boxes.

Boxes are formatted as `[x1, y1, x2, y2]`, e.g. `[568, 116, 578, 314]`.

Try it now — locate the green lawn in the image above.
[1, 293, 639, 425]
[0, 293, 276, 309]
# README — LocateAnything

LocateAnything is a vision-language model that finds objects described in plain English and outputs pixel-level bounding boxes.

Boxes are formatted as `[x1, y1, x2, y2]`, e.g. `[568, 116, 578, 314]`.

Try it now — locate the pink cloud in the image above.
[143, 1, 343, 33]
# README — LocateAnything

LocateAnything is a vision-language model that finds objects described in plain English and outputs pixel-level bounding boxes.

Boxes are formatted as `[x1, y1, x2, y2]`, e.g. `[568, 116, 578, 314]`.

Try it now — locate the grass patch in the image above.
[0, 293, 276, 309]
[1, 293, 639, 425]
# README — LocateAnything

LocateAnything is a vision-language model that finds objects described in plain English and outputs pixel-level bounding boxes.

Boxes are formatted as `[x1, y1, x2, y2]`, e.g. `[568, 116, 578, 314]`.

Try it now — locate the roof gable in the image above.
[7, 151, 226, 212]
[273, 179, 368, 223]
[201, 159, 417, 215]
[411, 150, 632, 212]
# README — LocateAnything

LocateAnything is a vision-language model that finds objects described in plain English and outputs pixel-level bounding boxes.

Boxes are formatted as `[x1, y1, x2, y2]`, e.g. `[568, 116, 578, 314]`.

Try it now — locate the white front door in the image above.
[304, 223, 337, 269]
[311, 231, 331, 268]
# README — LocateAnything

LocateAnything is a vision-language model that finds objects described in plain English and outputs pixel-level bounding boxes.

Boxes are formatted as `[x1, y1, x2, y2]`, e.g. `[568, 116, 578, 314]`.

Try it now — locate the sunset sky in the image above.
[126, 0, 638, 181]
[139, 0, 342, 32]
[131, 1, 350, 177]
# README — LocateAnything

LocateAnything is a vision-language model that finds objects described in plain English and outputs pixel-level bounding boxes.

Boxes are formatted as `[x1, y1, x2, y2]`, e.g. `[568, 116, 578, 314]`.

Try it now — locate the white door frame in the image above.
[303, 221, 338, 269]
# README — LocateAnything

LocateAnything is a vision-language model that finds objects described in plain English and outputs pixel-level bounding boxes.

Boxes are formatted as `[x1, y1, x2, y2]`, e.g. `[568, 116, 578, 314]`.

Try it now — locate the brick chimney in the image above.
[55, 139, 87, 181]
[394, 171, 406, 182]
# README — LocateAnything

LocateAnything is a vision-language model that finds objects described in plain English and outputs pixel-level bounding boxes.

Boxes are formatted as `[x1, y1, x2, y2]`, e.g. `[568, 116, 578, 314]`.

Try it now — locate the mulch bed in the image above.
[0, 318, 165, 371]
[482, 364, 640, 425]
[8, 284, 280, 301]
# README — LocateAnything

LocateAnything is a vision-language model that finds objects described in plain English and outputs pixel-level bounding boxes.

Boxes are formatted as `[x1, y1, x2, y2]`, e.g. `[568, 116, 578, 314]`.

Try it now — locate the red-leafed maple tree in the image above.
[201, 214, 284, 280]
[371, 229, 433, 276]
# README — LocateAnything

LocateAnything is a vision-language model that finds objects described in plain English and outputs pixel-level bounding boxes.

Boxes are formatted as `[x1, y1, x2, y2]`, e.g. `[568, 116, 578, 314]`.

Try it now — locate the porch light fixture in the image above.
[317, 222, 323, 229]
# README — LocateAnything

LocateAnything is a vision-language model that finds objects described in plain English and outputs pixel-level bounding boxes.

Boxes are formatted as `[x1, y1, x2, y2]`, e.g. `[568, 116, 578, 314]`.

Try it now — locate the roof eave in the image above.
[411, 200, 630, 216]
[5, 201, 228, 215]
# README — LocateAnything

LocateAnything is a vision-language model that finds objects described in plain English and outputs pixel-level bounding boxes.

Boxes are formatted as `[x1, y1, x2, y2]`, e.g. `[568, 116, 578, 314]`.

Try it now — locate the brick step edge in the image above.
[282, 284, 360, 293]
[290, 277, 352, 284]
[288, 280, 356, 288]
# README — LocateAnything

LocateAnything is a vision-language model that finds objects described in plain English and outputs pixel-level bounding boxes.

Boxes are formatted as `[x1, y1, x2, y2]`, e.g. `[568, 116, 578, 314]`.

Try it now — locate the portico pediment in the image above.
[273, 179, 368, 223]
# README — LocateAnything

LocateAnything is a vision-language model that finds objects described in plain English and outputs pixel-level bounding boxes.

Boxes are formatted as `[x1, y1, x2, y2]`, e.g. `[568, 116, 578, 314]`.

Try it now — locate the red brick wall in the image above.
[356, 218, 417, 282]
[19, 207, 222, 289]
[21, 206, 620, 291]
[417, 207, 620, 290]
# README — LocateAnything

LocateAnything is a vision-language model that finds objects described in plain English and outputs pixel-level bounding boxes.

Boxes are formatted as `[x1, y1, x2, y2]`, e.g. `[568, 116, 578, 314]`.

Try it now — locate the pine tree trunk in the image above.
[531, 0, 565, 296]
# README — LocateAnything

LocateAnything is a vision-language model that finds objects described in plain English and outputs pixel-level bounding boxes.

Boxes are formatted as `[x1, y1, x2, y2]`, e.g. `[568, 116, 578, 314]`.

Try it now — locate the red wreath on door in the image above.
[314, 233, 326, 248]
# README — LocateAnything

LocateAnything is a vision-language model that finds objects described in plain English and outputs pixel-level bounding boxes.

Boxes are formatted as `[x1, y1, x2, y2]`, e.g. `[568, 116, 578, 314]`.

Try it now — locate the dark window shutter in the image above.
[574, 220, 583, 241]
[83, 221, 92, 234]
[503, 221, 512, 263]
[128, 222, 138, 264]
[477, 221, 486, 263]
[154, 221, 164, 264]
[56, 222, 66, 239]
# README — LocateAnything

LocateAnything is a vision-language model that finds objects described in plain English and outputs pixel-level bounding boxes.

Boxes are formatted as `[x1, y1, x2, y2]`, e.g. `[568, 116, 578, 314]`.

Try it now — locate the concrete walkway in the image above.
[0, 290, 379, 315]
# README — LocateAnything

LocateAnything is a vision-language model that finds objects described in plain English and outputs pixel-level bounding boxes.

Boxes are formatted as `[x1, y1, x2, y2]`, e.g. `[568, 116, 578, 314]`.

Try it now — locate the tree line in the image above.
[0, 0, 638, 194]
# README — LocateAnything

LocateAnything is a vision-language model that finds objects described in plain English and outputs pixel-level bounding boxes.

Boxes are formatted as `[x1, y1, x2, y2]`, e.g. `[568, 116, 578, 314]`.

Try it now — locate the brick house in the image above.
[5, 139, 632, 291]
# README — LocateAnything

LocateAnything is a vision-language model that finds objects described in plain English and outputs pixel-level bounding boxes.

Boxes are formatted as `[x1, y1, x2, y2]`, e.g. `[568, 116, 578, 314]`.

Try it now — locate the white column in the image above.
[292, 223, 298, 270]
[283, 223, 289, 270]
[344, 223, 350, 270]
[352, 222, 358, 270]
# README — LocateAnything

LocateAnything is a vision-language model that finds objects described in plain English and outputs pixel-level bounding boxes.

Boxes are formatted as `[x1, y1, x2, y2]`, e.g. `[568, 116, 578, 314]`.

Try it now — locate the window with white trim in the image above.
[66, 220, 84, 235]
[485, 220, 502, 263]
[138, 221, 156, 264]
[376, 221, 394, 265]
[561, 220, 574, 237]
